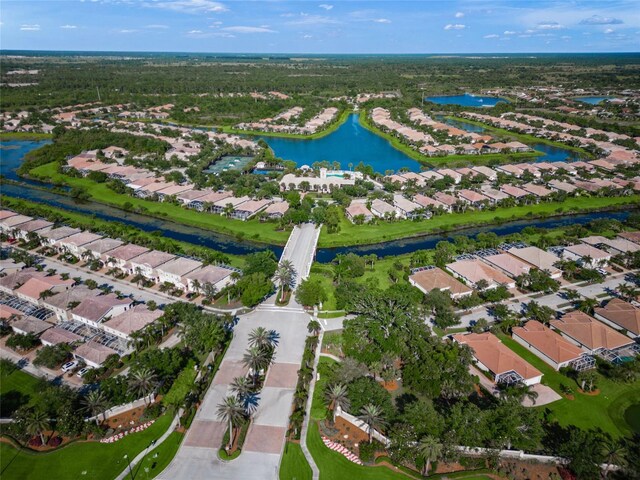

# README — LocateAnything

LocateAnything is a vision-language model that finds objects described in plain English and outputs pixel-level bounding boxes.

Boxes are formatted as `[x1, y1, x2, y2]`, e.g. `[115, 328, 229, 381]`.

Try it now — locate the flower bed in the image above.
[99, 420, 155, 444]
[321, 436, 362, 465]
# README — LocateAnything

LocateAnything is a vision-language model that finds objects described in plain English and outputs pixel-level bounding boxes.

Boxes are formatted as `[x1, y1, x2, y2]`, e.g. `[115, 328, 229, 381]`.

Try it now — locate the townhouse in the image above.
[409, 266, 473, 298]
[446, 259, 516, 290]
[156, 257, 203, 290]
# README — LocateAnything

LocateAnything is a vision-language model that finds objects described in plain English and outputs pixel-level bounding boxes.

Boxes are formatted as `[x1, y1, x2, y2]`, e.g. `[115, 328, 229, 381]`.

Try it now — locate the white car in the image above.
[76, 367, 92, 378]
[61, 360, 78, 373]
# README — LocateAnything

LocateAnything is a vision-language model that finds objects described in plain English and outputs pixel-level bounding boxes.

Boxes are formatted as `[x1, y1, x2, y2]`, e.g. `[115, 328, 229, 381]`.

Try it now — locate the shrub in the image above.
[358, 440, 383, 463]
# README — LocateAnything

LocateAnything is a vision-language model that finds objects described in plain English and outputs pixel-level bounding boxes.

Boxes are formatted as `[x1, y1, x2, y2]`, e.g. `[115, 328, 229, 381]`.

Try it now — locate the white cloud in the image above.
[483, 34, 499, 39]
[444, 24, 465, 30]
[455, 12, 464, 18]
[146, 24, 169, 29]
[221, 26, 276, 33]
[187, 29, 203, 34]
[604, 28, 615, 34]
[536, 21, 564, 30]
[118, 29, 137, 33]
[145, 1, 228, 14]
[285, 15, 338, 26]
[503, 30, 516, 35]
[579, 15, 623, 25]
[319, 4, 333, 10]
[373, 18, 391, 24]
[60, 24, 77, 29]
[303, 34, 312, 38]
[20, 24, 40, 31]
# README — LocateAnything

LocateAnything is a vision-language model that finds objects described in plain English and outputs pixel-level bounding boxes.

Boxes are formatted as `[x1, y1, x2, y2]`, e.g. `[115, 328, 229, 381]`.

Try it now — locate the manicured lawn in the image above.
[0, 364, 42, 417]
[131, 431, 184, 480]
[498, 334, 640, 437]
[162, 361, 196, 407]
[0, 414, 173, 480]
[317, 195, 640, 248]
[0, 132, 53, 141]
[311, 357, 338, 421]
[280, 442, 312, 480]
[28, 162, 290, 246]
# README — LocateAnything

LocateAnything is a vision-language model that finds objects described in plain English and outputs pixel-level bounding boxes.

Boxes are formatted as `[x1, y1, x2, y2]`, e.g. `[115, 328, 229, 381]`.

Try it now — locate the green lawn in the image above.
[0, 414, 173, 480]
[311, 357, 338, 421]
[280, 442, 312, 480]
[0, 365, 42, 417]
[28, 162, 290, 246]
[317, 195, 640, 248]
[162, 361, 196, 407]
[498, 334, 640, 437]
[0, 132, 53, 141]
[131, 431, 184, 480]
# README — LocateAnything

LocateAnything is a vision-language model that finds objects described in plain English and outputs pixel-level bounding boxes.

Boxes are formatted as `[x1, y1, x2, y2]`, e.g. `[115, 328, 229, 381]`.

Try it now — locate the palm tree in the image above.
[82, 390, 108, 425]
[216, 395, 245, 451]
[601, 436, 626, 478]
[274, 260, 296, 301]
[618, 283, 638, 302]
[128, 368, 158, 404]
[357, 404, 386, 444]
[25, 409, 50, 446]
[325, 383, 350, 424]
[578, 297, 599, 315]
[416, 436, 442, 475]
[307, 320, 322, 336]
[247, 327, 280, 352]
[242, 346, 270, 387]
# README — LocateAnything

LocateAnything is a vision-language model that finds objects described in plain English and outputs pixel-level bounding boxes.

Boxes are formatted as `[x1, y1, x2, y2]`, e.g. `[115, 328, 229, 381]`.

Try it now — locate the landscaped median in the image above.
[0, 414, 173, 480]
[317, 195, 640, 248]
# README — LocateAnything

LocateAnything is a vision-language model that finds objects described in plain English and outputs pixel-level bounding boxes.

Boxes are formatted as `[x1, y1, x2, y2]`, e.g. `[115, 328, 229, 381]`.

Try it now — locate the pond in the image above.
[263, 113, 422, 173]
[442, 117, 583, 162]
[425, 93, 509, 107]
[624, 403, 640, 434]
[573, 96, 614, 105]
[0, 139, 57, 188]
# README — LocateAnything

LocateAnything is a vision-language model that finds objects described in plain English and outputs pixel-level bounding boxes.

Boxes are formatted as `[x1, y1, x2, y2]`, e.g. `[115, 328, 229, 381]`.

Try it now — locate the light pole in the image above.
[124, 454, 134, 480]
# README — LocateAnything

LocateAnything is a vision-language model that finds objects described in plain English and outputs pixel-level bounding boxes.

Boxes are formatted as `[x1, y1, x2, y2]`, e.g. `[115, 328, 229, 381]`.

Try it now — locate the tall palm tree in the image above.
[274, 261, 296, 301]
[247, 327, 280, 352]
[82, 390, 108, 425]
[229, 376, 259, 414]
[357, 404, 386, 444]
[128, 368, 158, 404]
[216, 395, 245, 451]
[578, 297, 599, 315]
[416, 436, 442, 475]
[307, 320, 322, 336]
[25, 409, 50, 446]
[601, 436, 626, 478]
[242, 346, 270, 387]
[325, 383, 350, 424]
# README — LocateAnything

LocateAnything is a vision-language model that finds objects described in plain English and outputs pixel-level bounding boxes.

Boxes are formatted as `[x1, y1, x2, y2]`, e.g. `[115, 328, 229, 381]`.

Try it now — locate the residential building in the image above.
[156, 257, 203, 290]
[446, 259, 515, 289]
[370, 199, 398, 218]
[40, 226, 82, 247]
[128, 250, 176, 283]
[409, 267, 473, 298]
[102, 305, 163, 341]
[105, 244, 150, 274]
[74, 340, 120, 368]
[70, 294, 133, 328]
[481, 253, 531, 279]
[594, 298, 640, 338]
[562, 243, 611, 268]
[506, 246, 562, 279]
[185, 265, 236, 293]
[57, 232, 104, 257]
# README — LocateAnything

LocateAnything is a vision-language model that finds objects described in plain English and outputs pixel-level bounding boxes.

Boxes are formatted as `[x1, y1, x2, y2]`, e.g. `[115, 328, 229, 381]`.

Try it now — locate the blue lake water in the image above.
[1, 139, 54, 186]
[442, 118, 583, 162]
[574, 96, 613, 105]
[425, 93, 509, 107]
[263, 113, 422, 173]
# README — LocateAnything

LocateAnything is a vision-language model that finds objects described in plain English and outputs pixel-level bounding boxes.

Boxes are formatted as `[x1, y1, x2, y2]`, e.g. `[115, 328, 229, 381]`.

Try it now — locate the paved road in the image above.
[160, 225, 320, 480]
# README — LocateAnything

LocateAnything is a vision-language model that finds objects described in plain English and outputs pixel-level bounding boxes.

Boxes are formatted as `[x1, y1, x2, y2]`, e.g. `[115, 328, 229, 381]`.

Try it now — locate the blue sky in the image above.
[1, 0, 639, 53]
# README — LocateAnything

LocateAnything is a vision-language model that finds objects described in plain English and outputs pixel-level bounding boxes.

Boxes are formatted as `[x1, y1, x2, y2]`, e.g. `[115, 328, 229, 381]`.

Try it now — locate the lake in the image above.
[573, 96, 613, 105]
[425, 93, 509, 107]
[263, 113, 422, 173]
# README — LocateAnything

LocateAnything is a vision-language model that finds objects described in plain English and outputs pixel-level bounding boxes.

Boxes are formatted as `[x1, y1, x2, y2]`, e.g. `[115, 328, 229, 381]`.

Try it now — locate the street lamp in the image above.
[123, 454, 134, 480]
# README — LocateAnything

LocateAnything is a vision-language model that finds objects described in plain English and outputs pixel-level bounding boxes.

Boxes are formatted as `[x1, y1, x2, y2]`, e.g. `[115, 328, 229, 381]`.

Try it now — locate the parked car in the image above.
[76, 367, 92, 378]
[61, 360, 78, 373]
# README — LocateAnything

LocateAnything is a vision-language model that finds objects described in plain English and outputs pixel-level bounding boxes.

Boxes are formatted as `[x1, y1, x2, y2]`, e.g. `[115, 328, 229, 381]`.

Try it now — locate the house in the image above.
[176, 189, 211, 206]
[156, 257, 203, 290]
[11, 316, 53, 336]
[41, 285, 99, 321]
[102, 305, 163, 341]
[70, 294, 133, 328]
[40, 327, 83, 347]
[156, 184, 194, 201]
[521, 183, 552, 198]
[512, 321, 594, 371]
[40, 226, 82, 247]
[481, 253, 531, 279]
[594, 298, 640, 338]
[436, 168, 462, 184]
[393, 195, 422, 218]
[0, 214, 33, 235]
[185, 265, 236, 293]
[506, 246, 562, 279]
[457, 189, 490, 207]
[419, 171, 444, 182]
[480, 187, 510, 204]
[500, 185, 529, 199]
[580, 236, 640, 255]
[412, 194, 449, 212]
[562, 243, 611, 268]
[0, 268, 44, 294]
[83, 238, 125, 263]
[370, 199, 398, 219]
[74, 340, 120, 368]
[263, 201, 289, 219]
[212, 195, 251, 215]
[0, 210, 17, 221]
[550, 310, 635, 357]
[433, 192, 458, 209]
[452, 333, 542, 386]
[232, 199, 272, 221]
[446, 259, 515, 289]
[188, 191, 233, 211]
[345, 201, 374, 223]
[56, 232, 104, 257]
[105, 244, 150, 275]
[548, 179, 577, 194]
[13, 219, 54, 240]
[408, 266, 473, 298]
[14, 275, 74, 304]
[128, 250, 176, 283]
[619, 231, 640, 246]
[496, 164, 524, 177]
[471, 166, 497, 181]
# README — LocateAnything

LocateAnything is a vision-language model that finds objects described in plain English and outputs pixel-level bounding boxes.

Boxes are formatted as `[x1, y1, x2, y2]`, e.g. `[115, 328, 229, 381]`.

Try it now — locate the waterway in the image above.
[425, 93, 509, 107]
[1, 140, 631, 263]
[573, 96, 614, 105]
[263, 113, 422, 173]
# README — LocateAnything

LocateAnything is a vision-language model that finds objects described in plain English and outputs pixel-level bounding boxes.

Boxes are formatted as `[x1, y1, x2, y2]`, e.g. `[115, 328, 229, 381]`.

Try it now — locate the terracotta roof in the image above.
[12, 316, 52, 335]
[41, 226, 82, 242]
[16, 219, 54, 233]
[40, 327, 83, 345]
[103, 305, 163, 336]
[106, 244, 150, 262]
[618, 231, 640, 245]
[482, 253, 531, 278]
[14, 275, 73, 301]
[409, 267, 473, 297]
[0, 210, 18, 220]
[1, 214, 33, 229]
[84, 238, 125, 255]
[157, 257, 203, 277]
[59, 231, 103, 248]
[512, 321, 584, 364]
[452, 332, 541, 381]
[507, 247, 561, 275]
[71, 294, 132, 322]
[264, 201, 289, 215]
[129, 250, 176, 269]
[185, 265, 234, 285]
[564, 243, 611, 260]
[594, 298, 640, 336]
[42, 285, 99, 310]
[75, 341, 119, 365]
[446, 259, 513, 287]
[551, 310, 632, 350]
